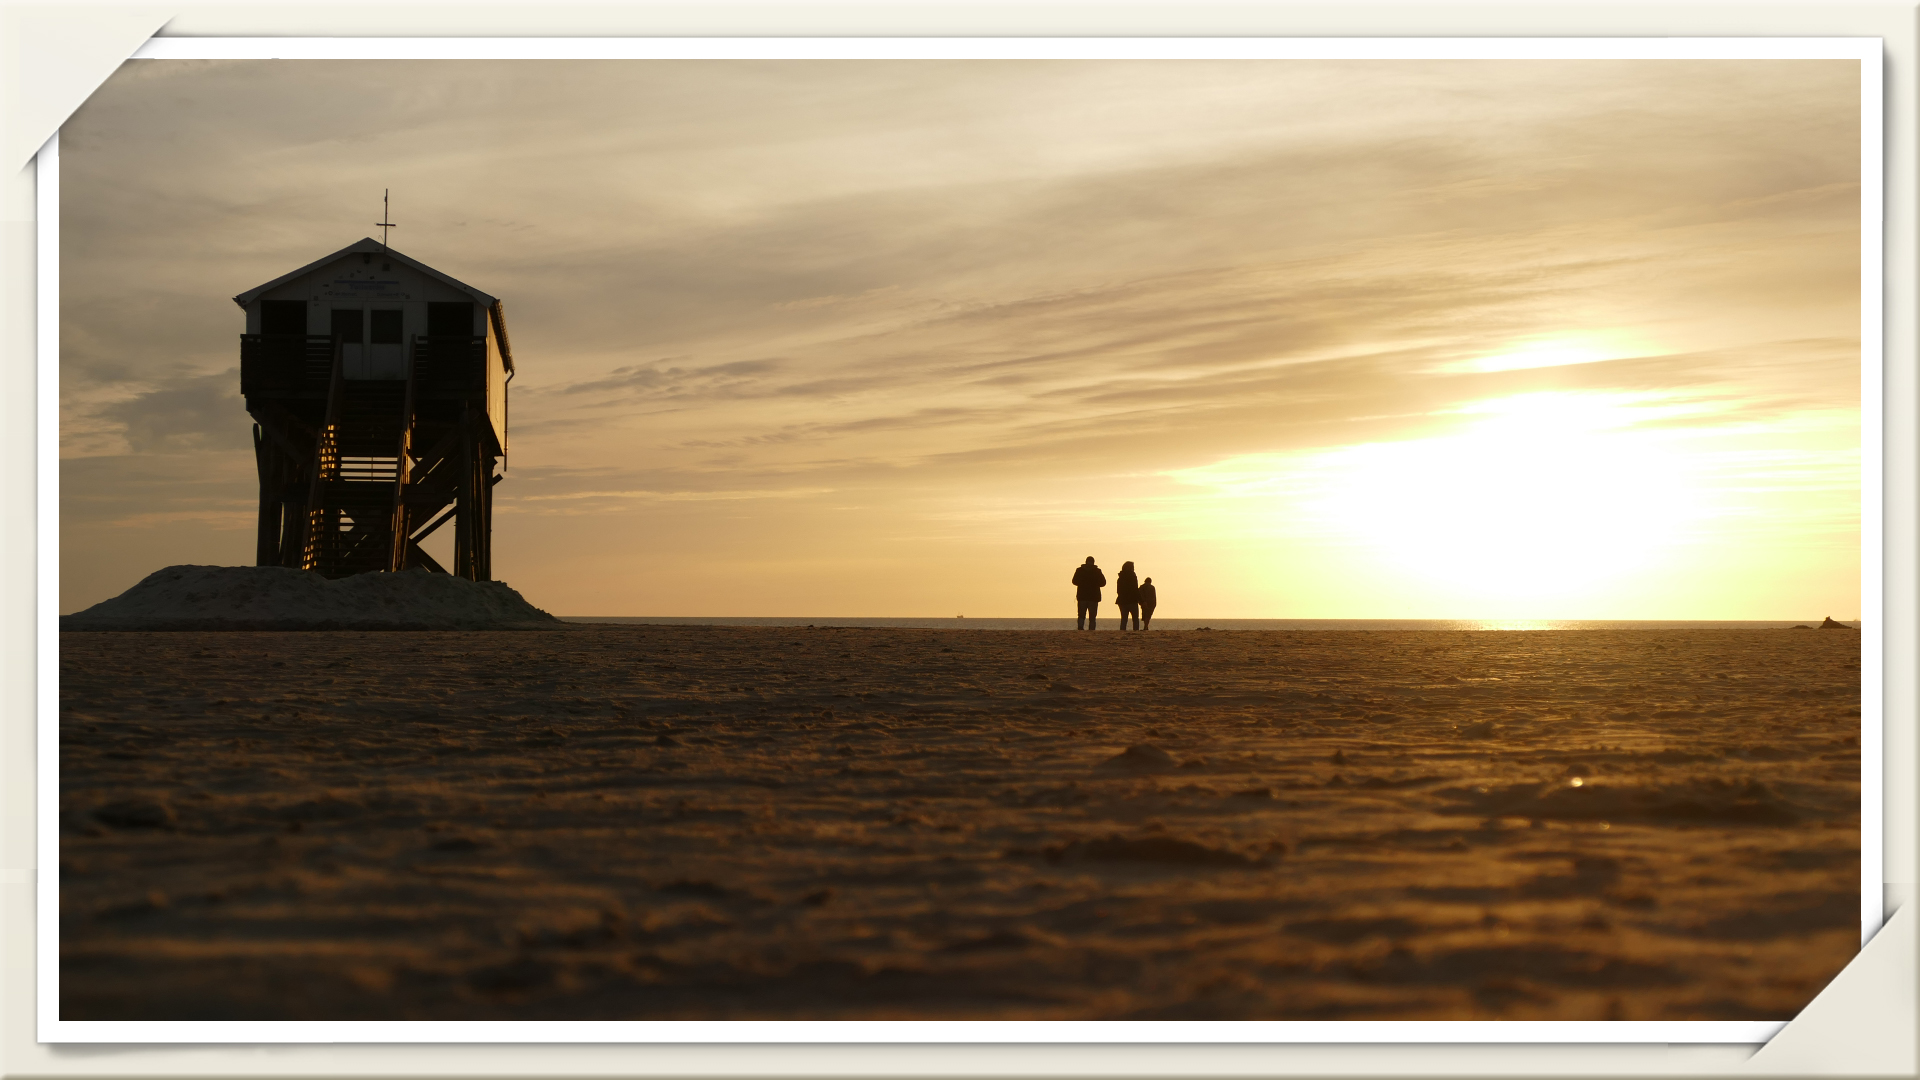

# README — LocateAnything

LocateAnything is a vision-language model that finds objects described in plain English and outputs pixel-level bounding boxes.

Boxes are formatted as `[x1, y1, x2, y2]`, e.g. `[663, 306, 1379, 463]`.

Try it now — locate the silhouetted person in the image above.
[1072, 556, 1106, 630]
[1115, 561, 1141, 630]
[1139, 576, 1158, 629]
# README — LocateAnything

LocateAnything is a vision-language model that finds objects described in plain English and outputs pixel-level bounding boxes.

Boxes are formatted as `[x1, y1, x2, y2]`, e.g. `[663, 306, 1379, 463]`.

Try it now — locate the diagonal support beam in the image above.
[409, 502, 457, 543]
[406, 541, 448, 575]
[409, 427, 461, 470]
[249, 404, 315, 465]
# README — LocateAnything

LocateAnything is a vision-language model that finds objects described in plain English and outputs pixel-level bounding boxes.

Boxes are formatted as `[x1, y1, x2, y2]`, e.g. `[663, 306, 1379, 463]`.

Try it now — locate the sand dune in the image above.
[60, 565, 558, 632]
[58, 625, 1859, 1020]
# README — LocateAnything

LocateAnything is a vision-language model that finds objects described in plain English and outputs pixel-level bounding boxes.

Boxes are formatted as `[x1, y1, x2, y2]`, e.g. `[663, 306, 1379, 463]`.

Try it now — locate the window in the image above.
[427, 302, 473, 338]
[371, 309, 403, 345]
[261, 300, 305, 335]
[329, 308, 363, 344]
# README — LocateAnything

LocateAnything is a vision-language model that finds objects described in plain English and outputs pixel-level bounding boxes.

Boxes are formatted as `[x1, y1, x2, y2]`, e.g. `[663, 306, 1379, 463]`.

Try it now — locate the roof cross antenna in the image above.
[376, 189, 396, 248]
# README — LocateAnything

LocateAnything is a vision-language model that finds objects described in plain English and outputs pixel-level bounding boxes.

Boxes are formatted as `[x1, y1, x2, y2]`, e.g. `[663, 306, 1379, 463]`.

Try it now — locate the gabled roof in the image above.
[232, 238, 499, 308]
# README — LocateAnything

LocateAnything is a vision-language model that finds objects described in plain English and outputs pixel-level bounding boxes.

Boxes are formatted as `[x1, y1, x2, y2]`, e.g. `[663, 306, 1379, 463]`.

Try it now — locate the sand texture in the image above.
[59, 565, 560, 632]
[60, 626, 1860, 1020]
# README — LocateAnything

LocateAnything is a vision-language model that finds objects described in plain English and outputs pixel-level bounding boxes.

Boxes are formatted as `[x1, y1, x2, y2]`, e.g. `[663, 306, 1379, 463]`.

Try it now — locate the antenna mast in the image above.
[376, 189, 397, 248]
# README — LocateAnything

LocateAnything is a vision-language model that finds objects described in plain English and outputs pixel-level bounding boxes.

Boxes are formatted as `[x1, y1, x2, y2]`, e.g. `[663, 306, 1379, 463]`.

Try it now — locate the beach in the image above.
[59, 625, 1860, 1020]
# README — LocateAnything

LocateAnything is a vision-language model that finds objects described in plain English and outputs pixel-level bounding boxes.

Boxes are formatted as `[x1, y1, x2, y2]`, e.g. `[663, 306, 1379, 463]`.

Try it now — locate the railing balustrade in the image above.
[241, 333, 488, 397]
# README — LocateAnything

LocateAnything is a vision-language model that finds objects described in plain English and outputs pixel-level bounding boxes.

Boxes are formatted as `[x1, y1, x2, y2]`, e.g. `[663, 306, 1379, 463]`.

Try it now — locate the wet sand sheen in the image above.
[59, 626, 1860, 1020]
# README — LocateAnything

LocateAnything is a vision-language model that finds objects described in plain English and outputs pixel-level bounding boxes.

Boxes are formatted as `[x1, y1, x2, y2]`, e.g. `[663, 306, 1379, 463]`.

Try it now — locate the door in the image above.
[331, 308, 366, 378]
[369, 308, 406, 378]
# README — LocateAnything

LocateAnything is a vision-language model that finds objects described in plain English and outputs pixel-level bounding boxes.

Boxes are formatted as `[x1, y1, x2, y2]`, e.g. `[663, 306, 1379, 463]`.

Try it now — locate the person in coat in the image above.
[1114, 561, 1141, 630]
[1071, 556, 1106, 630]
[1138, 576, 1158, 630]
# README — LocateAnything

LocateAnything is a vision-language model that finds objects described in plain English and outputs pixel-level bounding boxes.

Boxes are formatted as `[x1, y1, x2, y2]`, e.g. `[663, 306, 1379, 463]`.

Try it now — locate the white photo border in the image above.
[39, 34, 1885, 1047]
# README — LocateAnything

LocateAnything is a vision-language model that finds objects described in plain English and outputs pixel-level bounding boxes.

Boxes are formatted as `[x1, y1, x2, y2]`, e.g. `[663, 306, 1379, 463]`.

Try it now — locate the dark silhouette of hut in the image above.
[235, 238, 514, 580]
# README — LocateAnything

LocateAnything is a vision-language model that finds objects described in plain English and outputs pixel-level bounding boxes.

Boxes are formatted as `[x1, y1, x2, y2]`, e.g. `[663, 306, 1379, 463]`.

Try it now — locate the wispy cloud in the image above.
[59, 58, 1862, 617]
[554, 357, 787, 398]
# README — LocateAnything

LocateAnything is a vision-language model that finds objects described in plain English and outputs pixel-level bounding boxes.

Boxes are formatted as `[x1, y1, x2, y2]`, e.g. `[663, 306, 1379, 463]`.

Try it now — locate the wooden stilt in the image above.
[479, 451, 496, 581]
[453, 404, 473, 580]
[252, 423, 281, 566]
[390, 334, 419, 573]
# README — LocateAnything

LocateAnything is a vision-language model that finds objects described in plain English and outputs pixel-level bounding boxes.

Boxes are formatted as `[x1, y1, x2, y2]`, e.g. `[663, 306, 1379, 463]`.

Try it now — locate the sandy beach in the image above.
[59, 625, 1860, 1020]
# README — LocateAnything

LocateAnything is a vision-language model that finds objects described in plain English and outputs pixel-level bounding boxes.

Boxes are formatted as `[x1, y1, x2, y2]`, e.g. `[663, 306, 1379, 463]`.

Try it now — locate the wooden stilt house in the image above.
[236, 238, 514, 579]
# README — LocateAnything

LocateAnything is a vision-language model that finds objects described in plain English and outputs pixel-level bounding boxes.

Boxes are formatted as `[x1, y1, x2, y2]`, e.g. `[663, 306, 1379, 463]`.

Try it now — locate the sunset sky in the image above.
[59, 58, 1862, 619]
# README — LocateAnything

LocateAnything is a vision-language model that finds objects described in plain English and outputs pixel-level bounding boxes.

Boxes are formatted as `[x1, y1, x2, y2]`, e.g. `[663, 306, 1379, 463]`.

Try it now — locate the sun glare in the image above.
[1305, 392, 1705, 603]
[1170, 391, 1718, 613]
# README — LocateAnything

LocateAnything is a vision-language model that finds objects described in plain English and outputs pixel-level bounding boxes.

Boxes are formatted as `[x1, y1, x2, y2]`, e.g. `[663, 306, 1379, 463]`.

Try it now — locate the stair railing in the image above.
[299, 334, 346, 572]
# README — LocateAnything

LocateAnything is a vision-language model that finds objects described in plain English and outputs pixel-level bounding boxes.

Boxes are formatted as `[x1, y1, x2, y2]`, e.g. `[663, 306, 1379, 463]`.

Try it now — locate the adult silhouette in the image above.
[1139, 576, 1158, 630]
[1115, 561, 1141, 630]
[1071, 556, 1106, 630]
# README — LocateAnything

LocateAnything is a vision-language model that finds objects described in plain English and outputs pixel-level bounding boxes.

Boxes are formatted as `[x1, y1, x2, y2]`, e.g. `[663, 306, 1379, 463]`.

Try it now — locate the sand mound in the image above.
[60, 565, 561, 631]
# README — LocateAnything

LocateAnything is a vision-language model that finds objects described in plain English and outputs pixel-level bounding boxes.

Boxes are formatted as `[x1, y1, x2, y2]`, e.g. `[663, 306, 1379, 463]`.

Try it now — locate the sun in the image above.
[1299, 391, 1708, 608]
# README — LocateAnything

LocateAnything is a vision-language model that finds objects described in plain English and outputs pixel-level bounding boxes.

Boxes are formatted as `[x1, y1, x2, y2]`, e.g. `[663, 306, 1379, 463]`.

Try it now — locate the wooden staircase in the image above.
[304, 379, 409, 579]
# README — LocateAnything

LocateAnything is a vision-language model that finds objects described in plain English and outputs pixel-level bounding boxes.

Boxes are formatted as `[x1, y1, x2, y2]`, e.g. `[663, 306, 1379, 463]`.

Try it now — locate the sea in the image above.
[559, 617, 1853, 632]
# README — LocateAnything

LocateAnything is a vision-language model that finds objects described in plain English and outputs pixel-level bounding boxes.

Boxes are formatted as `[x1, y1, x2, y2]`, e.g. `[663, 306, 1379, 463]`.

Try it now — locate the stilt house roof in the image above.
[233, 238, 497, 308]
[232, 237, 514, 374]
